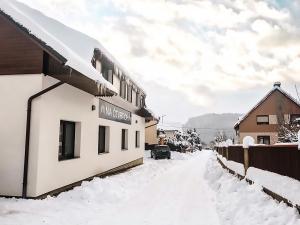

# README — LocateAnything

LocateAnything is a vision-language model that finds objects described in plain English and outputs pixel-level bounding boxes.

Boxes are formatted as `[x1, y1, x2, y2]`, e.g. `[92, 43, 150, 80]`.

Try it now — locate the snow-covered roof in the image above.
[0, 0, 144, 95]
[234, 85, 300, 129]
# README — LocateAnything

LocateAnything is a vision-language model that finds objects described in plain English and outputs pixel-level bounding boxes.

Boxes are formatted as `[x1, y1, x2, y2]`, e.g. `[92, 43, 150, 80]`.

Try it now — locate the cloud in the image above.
[19, 0, 300, 112]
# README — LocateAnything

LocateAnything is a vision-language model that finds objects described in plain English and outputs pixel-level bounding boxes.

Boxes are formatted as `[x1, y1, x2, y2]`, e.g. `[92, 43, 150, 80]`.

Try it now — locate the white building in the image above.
[0, 1, 154, 198]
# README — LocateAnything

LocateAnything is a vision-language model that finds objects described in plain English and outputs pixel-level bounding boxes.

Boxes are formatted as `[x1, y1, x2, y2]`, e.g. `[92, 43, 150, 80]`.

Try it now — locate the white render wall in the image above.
[0, 74, 145, 197]
[0, 74, 43, 196]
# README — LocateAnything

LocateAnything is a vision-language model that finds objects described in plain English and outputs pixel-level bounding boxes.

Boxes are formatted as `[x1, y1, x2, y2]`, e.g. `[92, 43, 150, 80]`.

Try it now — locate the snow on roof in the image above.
[234, 86, 300, 128]
[157, 124, 183, 132]
[0, 0, 142, 94]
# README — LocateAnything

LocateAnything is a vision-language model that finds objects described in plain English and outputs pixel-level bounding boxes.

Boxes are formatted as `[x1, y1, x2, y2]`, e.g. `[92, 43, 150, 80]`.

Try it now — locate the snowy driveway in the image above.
[100, 152, 220, 225]
[0, 151, 299, 225]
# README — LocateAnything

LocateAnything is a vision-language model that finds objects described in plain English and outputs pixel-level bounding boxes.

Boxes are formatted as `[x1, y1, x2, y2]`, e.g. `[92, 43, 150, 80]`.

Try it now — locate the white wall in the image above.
[0, 74, 42, 196]
[0, 74, 145, 197]
[28, 76, 145, 197]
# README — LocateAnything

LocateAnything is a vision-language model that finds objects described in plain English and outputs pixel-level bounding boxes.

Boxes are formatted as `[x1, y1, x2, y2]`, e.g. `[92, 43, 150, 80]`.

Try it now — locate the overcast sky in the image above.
[20, 0, 300, 124]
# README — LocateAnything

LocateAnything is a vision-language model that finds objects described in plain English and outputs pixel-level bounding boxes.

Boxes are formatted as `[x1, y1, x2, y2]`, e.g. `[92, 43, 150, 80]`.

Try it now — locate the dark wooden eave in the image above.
[0, 9, 115, 97]
[136, 107, 156, 122]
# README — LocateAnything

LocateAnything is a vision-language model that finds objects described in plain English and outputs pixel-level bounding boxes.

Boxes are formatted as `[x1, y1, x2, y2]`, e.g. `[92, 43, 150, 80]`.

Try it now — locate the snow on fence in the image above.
[214, 144, 300, 210]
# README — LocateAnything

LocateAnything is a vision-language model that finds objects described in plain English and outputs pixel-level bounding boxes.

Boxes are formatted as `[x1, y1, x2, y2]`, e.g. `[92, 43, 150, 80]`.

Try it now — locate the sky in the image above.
[19, 0, 300, 124]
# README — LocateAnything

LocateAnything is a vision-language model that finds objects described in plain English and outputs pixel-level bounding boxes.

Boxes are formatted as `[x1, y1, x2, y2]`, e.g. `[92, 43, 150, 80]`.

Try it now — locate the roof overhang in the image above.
[136, 107, 157, 122]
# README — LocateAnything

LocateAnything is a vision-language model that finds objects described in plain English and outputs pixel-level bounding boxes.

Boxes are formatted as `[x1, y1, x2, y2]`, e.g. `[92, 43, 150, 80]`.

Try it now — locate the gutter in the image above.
[146, 121, 159, 129]
[22, 81, 64, 198]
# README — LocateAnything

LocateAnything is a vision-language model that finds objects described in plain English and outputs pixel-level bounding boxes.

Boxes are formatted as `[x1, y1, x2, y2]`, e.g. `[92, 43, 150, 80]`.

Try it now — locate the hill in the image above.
[184, 113, 242, 144]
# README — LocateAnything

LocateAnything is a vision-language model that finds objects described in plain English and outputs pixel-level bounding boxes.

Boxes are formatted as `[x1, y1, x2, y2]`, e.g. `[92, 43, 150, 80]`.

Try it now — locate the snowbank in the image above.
[246, 167, 300, 206]
[0, 152, 195, 225]
[205, 156, 300, 225]
[217, 155, 245, 176]
[226, 160, 245, 177]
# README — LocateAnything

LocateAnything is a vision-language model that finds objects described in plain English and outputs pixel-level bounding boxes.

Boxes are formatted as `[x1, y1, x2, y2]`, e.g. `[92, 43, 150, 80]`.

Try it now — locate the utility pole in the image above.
[161, 115, 166, 124]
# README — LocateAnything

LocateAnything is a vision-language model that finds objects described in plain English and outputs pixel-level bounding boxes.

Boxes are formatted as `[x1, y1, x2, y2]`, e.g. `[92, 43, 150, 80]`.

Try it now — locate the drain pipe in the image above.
[22, 81, 64, 198]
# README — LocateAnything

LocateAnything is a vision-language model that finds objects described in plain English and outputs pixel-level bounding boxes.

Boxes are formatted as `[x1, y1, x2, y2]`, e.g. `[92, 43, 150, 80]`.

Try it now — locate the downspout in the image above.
[22, 81, 64, 198]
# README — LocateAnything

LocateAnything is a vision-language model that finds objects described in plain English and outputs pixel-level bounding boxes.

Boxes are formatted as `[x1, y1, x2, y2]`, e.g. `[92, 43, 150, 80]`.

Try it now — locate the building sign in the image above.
[99, 99, 131, 124]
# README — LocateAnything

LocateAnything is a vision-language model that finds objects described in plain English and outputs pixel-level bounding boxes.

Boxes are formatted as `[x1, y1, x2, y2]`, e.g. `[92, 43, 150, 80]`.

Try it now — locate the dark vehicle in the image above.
[167, 142, 182, 152]
[151, 145, 171, 160]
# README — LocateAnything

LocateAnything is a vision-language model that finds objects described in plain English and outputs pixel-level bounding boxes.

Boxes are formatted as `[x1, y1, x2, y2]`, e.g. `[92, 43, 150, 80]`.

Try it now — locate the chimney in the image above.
[273, 82, 281, 88]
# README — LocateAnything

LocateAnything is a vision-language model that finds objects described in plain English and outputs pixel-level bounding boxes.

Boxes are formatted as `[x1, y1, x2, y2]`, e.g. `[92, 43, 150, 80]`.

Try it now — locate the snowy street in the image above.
[0, 151, 300, 225]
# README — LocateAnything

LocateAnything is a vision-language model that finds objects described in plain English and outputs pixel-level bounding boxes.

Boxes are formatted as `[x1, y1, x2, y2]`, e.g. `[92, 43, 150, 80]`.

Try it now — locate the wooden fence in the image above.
[215, 144, 300, 182]
[249, 145, 300, 181]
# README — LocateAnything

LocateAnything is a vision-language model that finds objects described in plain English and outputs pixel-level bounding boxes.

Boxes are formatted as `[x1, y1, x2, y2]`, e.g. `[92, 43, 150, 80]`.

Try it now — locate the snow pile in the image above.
[0, 0, 121, 93]
[1, 151, 299, 225]
[226, 139, 233, 146]
[243, 136, 255, 148]
[0, 151, 195, 225]
[217, 154, 245, 176]
[246, 167, 300, 206]
[205, 155, 300, 225]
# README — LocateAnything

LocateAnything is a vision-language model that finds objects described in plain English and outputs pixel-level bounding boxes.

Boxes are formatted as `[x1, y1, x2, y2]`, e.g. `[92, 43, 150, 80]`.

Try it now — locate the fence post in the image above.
[226, 147, 229, 160]
[242, 136, 254, 175]
[244, 147, 249, 174]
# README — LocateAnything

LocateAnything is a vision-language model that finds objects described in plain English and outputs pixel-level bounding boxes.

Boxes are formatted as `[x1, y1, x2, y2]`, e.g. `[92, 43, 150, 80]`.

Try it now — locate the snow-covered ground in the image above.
[218, 155, 245, 176]
[0, 151, 299, 225]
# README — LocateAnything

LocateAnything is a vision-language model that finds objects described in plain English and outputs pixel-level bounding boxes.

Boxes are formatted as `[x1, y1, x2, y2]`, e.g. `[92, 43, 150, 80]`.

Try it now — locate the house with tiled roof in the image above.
[234, 82, 300, 145]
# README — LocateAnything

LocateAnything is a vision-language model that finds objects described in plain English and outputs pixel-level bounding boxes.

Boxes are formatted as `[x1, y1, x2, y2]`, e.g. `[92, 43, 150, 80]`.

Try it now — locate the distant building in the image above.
[0, 1, 154, 198]
[145, 118, 159, 149]
[234, 82, 300, 145]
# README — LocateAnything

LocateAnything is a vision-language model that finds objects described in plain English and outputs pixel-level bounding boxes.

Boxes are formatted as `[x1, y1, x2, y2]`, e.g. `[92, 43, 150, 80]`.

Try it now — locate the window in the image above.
[120, 80, 126, 99]
[98, 126, 109, 154]
[136, 92, 140, 107]
[96, 60, 101, 72]
[291, 114, 300, 124]
[257, 136, 270, 145]
[140, 95, 145, 108]
[59, 121, 76, 160]
[107, 70, 113, 84]
[121, 129, 128, 150]
[256, 115, 269, 125]
[127, 85, 132, 103]
[135, 131, 140, 148]
[101, 66, 113, 84]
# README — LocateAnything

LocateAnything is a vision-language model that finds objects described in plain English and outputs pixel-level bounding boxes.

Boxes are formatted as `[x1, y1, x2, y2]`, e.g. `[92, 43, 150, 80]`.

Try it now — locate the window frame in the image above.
[257, 136, 270, 145]
[59, 120, 76, 161]
[256, 115, 269, 125]
[291, 114, 300, 124]
[127, 85, 133, 103]
[121, 129, 128, 150]
[98, 126, 109, 154]
[120, 80, 127, 99]
[135, 131, 140, 148]
[136, 92, 140, 107]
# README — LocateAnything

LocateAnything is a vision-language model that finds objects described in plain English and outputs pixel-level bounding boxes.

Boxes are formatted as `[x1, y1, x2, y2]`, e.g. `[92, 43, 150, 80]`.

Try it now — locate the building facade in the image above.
[145, 119, 159, 149]
[0, 1, 153, 198]
[234, 83, 300, 145]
